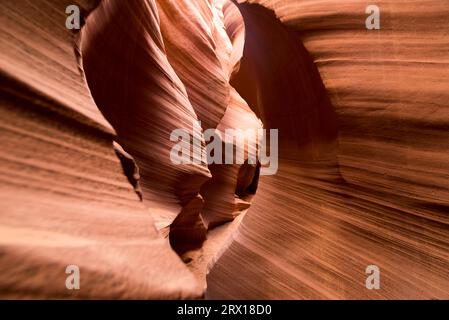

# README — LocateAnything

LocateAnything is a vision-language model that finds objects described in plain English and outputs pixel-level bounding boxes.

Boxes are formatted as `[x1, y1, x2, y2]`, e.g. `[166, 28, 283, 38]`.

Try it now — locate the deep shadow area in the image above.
[230, 1, 338, 156]
[206, 1, 342, 299]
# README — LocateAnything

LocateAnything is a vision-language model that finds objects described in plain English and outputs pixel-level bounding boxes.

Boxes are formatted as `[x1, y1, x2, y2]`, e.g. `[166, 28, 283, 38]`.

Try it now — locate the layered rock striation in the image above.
[0, 0, 448, 299]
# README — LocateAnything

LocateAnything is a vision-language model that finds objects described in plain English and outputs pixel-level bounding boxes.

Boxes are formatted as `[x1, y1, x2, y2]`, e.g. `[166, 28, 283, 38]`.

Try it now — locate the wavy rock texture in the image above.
[207, 0, 449, 299]
[0, 0, 202, 299]
[0, 0, 261, 297]
[156, 0, 230, 131]
[80, 0, 214, 257]
[1, 0, 448, 299]
[80, 0, 261, 264]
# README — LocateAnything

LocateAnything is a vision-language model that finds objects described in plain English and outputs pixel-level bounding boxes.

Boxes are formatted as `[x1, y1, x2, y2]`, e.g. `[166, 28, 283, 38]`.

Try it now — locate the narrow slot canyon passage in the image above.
[206, 2, 449, 299]
[1, 0, 448, 300]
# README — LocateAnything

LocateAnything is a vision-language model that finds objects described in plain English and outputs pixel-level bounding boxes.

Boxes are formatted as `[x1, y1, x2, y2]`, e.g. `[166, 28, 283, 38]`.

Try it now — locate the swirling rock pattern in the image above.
[0, 0, 203, 299]
[207, 0, 449, 299]
[0, 0, 448, 299]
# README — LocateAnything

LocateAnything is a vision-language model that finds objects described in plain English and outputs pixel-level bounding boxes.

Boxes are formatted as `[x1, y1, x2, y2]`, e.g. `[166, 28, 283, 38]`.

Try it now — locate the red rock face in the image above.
[0, 0, 448, 299]
[207, 0, 449, 299]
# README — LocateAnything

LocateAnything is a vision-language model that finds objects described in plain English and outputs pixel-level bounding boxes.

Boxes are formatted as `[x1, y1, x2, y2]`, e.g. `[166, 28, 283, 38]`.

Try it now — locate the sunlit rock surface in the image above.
[0, 0, 448, 299]
[207, 0, 449, 299]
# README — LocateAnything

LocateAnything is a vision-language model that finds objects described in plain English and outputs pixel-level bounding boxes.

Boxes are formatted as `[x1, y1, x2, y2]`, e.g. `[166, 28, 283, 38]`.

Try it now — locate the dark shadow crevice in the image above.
[235, 161, 260, 200]
[229, 1, 338, 158]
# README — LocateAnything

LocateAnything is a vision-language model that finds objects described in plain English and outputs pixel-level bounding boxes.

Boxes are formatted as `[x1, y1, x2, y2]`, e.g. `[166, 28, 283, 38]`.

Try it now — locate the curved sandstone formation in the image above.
[1, 0, 261, 297]
[0, 0, 448, 299]
[207, 0, 449, 299]
[0, 0, 203, 298]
